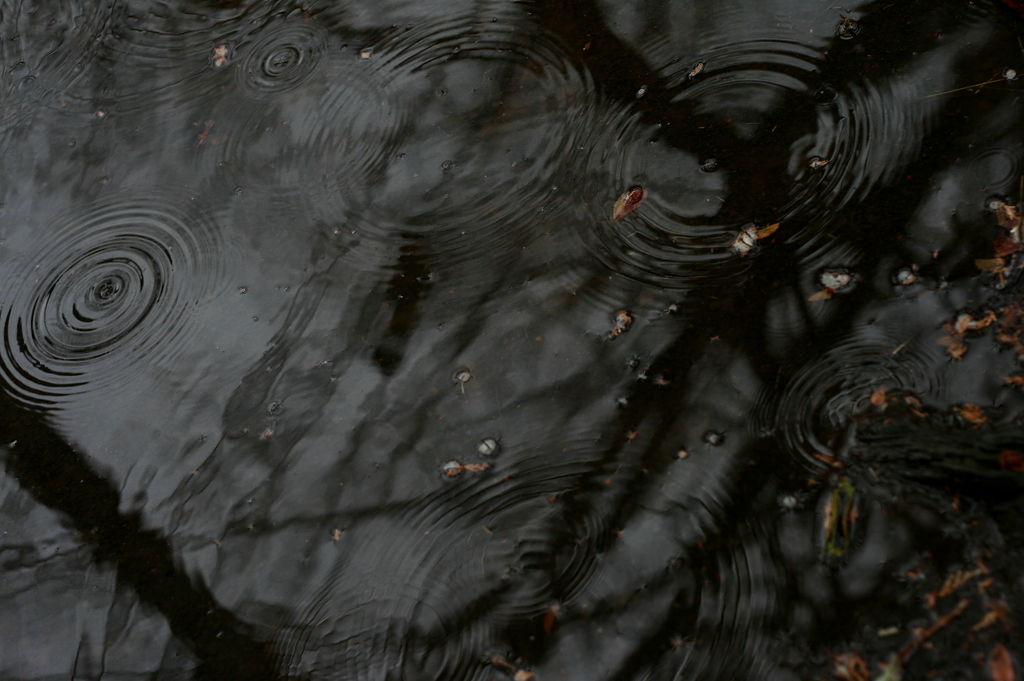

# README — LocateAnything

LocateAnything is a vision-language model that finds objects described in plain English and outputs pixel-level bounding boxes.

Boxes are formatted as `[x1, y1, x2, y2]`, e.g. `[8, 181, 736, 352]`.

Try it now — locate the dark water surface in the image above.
[2, 0, 1024, 679]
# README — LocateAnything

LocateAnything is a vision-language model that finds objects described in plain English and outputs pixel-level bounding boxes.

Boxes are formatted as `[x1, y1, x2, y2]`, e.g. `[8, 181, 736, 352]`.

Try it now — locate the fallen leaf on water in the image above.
[977, 258, 1008, 273]
[808, 288, 834, 301]
[870, 387, 887, 407]
[1005, 375, 1024, 386]
[938, 335, 968, 360]
[1000, 450, 1024, 472]
[952, 311, 998, 336]
[732, 223, 781, 256]
[958, 403, 987, 425]
[196, 119, 215, 147]
[612, 187, 647, 220]
[994, 234, 1021, 257]
[993, 199, 1021, 241]
[542, 603, 560, 634]
[989, 644, 1017, 681]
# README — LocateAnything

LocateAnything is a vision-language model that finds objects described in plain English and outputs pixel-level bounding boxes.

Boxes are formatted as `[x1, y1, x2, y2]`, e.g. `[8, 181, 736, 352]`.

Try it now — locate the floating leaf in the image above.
[612, 187, 647, 220]
[958, 403, 987, 425]
[989, 644, 1017, 681]
[977, 258, 1008, 273]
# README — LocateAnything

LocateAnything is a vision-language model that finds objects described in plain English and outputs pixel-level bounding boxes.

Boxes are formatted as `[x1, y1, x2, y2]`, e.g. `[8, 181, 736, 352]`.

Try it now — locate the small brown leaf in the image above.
[755, 222, 780, 239]
[612, 187, 647, 220]
[808, 288, 833, 301]
[995, 200, 1021, 230]
[989, 644, 1016, 681]
[1000, 450, 1024, 472]
[1005, 375, 1024, 386]
[958, 404, 987, 425]
[542, 603, 560, 634]
[870, 387, 887, 407]
[977, 258, 1008, 273]
[954, 311, 998, 336]
[938, 334, 968, 360]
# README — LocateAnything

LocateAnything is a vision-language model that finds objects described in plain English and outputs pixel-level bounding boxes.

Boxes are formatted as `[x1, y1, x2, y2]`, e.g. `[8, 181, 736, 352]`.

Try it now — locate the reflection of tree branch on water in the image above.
[0, 394, 286, 680]
[0, 0, 1022, 679]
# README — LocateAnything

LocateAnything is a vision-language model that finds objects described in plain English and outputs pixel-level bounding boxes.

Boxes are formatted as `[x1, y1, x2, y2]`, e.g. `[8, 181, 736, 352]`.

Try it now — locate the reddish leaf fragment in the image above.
[612, 187, 647, 220]
[989, 644, 1017, 681]
[994, 200, 1022, 236]
[196, 119, 215, 147]
[870, 387, 887, 407]
[1000, 450, 1024, 472]
[542, 603, 560, 634]
[756, 222, 780, 239]
[994, 234, 1022, 257]
[808, 288, 834, 301]
[938, 335, 968, 360]
[952, 311, 998, 336]
[1005, 375, 1024, 386]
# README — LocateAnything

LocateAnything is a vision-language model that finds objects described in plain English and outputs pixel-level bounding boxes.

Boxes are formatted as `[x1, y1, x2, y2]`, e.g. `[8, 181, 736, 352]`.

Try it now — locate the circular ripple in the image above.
[214, 8, 588, 278]
[45, 0, 256, 116]
[767, 332, 944, 471]
[567, 39, 826, 290]
[0, 0, 116, 120]
[967, 148, 1019, 188]
[0, 195, 223, 408]
[235, 18, 328, 97]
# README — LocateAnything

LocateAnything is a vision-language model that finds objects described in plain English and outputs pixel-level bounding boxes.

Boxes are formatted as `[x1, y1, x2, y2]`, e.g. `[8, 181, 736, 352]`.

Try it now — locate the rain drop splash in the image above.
[235, 17, 329, 97]
[0, 194, 222, 408]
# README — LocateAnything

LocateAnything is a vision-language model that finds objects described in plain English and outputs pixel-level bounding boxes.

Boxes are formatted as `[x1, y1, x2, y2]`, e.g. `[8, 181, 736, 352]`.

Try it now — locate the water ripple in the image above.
[769, 332, 945, 472]
[235, 16, 329, 97]
[0, 193, 223, 409]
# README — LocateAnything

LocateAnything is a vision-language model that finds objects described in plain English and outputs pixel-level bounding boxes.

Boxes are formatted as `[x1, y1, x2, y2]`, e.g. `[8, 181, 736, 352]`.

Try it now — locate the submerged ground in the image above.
[1, 0, 1024, 679]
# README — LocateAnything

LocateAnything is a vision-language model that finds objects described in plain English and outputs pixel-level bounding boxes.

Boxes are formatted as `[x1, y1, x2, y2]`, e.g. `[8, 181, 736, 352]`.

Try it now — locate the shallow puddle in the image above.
[1, 0, 1024, 679]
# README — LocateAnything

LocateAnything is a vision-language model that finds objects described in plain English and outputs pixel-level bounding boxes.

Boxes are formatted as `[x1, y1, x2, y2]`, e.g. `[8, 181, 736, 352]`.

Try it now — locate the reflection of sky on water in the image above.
[1, 0, 1023, 678]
